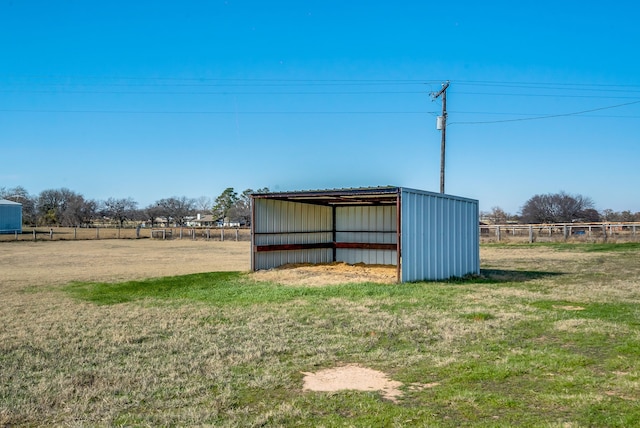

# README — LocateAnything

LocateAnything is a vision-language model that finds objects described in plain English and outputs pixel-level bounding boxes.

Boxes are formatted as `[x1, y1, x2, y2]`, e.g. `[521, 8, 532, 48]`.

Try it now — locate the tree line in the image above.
[4, 186, 638, 227]
[482, 191, 640, 224]
[0, 186, 269, 228]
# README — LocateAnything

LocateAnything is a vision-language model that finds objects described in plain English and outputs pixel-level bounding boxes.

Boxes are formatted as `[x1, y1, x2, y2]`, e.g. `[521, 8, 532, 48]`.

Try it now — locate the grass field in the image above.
[1, 241, 639, 426]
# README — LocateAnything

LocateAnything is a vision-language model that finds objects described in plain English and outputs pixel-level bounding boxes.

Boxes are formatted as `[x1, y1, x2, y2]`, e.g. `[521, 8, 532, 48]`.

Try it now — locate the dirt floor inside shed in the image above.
[250, 262, 398, 285]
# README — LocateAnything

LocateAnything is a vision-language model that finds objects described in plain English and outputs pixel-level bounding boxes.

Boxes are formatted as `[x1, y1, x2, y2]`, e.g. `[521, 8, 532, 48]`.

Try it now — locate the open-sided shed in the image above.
[0, 199, 22, 234]
[251, 186, 479, 282]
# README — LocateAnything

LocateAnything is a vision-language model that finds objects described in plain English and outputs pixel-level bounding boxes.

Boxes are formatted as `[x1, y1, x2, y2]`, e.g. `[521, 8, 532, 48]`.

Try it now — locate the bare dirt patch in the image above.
[302, 365, 404, 402]
[250, 262, 397, 286]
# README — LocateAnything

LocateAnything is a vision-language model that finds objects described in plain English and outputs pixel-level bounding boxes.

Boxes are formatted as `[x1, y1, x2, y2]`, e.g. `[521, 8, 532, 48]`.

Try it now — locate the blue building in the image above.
[0, 199, 22, 234]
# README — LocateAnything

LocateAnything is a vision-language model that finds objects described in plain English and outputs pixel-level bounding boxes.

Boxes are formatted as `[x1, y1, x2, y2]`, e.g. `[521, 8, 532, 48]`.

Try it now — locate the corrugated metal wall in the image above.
[401, 188, 479, 281]
[252, 199, 333, 270]
[0, 200, 22, 234]
[335, 205, 397, 265]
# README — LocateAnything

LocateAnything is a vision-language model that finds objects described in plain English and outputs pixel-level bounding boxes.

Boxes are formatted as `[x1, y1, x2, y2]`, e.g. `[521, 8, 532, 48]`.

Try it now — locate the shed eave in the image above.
[251, 186, 401, 206]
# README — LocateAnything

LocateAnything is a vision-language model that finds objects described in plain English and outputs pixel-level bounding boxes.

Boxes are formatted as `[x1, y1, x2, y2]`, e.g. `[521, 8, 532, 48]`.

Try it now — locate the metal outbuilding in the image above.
[251, 186, 479, 282]
[0, 199, 22, 234]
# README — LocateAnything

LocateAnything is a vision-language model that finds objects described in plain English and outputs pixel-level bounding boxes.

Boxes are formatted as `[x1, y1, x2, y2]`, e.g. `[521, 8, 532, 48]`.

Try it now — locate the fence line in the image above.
[0, 226, 252, 242]
[481, 222, 640, 243]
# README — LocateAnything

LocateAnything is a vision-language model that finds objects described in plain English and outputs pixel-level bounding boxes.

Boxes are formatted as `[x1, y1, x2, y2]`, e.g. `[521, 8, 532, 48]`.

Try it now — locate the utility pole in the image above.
[431, 81, 449, 194]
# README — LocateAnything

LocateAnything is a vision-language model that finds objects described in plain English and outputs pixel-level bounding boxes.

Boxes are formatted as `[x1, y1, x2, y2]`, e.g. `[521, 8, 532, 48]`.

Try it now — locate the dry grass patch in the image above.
[0, 239, 250, 290]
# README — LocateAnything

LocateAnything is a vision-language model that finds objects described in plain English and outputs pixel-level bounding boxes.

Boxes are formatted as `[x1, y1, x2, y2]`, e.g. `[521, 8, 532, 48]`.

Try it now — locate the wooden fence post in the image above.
[33, 229, 36, 241]
[496, 226, 501, 242]
[529, 225, 534, 243]
[235, 228, 239, 241]
[221, 228, 224, 242]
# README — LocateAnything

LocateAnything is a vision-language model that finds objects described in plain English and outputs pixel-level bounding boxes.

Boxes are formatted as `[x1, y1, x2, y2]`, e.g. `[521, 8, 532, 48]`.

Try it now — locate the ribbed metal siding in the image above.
[401, 189, 479, 281]
[252, 199, 333, 270]
[0, 200, 22, 234]
[335, 205, 397, 265]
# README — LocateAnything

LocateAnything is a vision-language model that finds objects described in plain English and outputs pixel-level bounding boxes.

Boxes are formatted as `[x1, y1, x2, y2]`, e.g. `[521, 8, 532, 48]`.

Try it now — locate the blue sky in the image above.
[1, 1, 639, 214]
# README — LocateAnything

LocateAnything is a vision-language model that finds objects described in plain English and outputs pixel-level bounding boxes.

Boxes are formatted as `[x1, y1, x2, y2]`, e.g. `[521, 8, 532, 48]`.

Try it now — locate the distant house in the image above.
[186, 213, 217, 227]
[0, 199, 22, 234]
[216, 219, 241, 228]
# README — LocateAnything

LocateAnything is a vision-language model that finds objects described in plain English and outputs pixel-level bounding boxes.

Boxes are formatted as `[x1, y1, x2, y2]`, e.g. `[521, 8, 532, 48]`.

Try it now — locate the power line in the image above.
[454, 79, 640, 89]
[455, 91, 640, 99]
[449, 100, 640, 125]
[0, 108, 434, 115]
[0, 89, 430, 95]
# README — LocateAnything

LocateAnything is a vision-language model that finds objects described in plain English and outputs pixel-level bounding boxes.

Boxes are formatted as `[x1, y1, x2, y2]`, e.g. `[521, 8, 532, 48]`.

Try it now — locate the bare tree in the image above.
[483, 206, 510, 224]
[102, 197, 138, 228]
[600, 209, 638, 222]
[144, 204, 165, 228]
[61, 194, 98, 226]
[520, 192, 595, 223]
[195, 196, 212, 212]
[36, 188, 86, 226]
[155, 196, 195, 226]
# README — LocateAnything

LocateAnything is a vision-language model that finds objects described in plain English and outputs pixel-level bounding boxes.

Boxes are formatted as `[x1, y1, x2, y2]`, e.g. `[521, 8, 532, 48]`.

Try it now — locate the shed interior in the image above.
[251, 187, 402, 281]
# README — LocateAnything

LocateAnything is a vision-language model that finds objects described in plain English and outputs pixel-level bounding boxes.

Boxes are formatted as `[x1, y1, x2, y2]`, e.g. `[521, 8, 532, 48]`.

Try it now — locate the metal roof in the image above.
[251, 186, 401, 206]
[0, 199, 22, 206]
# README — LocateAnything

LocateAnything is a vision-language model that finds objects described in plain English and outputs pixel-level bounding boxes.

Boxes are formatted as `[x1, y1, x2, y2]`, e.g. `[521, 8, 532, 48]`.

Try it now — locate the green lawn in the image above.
[2, 243, 639, 427]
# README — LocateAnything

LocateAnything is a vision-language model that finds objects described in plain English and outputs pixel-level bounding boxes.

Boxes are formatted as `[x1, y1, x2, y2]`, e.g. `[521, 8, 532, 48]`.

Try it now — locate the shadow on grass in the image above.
[476, 269, 564, 284]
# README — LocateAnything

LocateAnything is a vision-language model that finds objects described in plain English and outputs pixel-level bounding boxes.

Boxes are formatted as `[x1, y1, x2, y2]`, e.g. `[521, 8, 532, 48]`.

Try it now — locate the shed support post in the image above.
[332, 206, 337, 262]
[396, 192, 402, 283]
[250, 197, 256, 271]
